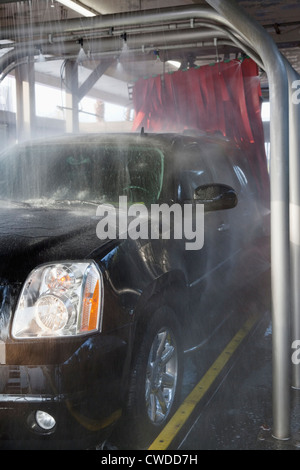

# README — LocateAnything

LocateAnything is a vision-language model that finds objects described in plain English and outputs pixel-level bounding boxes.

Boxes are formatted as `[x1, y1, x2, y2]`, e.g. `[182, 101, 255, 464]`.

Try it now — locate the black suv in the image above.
[0, 132, 269, 449]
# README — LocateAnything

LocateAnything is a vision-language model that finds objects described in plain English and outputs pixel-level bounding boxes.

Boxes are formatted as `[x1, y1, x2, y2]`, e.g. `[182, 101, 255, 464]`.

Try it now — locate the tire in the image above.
[125, 306, 183, 448]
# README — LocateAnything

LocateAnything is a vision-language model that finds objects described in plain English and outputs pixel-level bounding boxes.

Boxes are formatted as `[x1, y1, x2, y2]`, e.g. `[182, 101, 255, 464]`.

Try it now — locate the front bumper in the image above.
[0, 391, 121, 449]
[0, 332, 128, 449]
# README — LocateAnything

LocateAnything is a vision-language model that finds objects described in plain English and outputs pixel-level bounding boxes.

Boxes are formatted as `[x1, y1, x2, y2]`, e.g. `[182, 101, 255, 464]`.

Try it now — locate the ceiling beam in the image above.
[77, 58, 114, 101]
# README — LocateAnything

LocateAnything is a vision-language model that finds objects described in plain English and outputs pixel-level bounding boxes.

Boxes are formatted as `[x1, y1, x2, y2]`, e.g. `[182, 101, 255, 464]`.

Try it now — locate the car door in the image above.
[174, 140, 232, 298]
[201, 140, 264, 290]
[202, 141, 242, 275]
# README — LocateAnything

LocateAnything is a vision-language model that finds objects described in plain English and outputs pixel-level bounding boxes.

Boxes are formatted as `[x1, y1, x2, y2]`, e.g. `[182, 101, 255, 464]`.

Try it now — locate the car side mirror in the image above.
[193, 183, 238, 211]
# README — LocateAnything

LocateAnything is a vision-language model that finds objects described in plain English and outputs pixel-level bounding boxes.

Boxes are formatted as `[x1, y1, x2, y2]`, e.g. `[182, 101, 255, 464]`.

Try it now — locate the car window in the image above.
[201, 143, 241, 192]
[0, 142, 165, 206]
[176, 143, 213, 201]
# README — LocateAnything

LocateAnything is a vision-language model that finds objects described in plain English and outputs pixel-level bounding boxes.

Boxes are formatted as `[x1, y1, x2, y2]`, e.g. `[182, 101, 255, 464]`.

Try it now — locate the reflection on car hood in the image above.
[0, 202, 108, 283]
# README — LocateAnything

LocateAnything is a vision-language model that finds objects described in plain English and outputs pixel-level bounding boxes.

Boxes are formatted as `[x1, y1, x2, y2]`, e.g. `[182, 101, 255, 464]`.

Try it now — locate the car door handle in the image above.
[218, 223, 230, 232]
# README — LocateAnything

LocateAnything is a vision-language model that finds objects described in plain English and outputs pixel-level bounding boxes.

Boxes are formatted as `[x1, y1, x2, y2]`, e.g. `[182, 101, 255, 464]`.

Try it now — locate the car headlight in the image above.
[12, 261, 103, 339]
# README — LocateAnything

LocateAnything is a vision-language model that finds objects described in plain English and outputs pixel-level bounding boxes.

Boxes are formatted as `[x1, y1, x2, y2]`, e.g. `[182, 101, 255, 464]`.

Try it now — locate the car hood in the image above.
[0, 201, 110, 283]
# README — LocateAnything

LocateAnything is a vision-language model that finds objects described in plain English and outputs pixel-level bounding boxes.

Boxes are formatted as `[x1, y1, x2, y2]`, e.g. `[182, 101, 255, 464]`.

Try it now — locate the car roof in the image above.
[19, 131, 235, 154]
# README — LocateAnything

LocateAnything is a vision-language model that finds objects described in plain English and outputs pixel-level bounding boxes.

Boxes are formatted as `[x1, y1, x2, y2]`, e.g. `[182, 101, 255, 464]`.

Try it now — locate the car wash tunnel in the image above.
[0, 0, 299, 453]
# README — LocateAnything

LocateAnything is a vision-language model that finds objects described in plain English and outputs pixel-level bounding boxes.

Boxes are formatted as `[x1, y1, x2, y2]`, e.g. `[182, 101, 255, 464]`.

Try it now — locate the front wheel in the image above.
[126, 308, 183, 448]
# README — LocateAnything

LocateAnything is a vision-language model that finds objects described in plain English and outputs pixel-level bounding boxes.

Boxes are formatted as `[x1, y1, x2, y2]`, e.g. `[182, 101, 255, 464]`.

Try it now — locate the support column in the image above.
[65, 59, 79, 133]
[15, 58, 36, 141]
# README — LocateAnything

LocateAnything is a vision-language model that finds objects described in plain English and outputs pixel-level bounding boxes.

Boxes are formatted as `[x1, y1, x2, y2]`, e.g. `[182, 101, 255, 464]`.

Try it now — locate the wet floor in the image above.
[178, 311, 274, 450]
[108, 268, 300, 451]
[178, 310, 300, 451]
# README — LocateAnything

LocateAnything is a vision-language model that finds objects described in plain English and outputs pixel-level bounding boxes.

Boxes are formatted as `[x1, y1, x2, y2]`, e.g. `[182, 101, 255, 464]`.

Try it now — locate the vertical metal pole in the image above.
[284, 59, 300, 389]
[206, 0, 291, 440]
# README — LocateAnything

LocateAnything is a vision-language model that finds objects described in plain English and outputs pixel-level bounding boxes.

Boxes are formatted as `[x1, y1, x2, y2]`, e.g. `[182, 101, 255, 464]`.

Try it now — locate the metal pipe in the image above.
[0, 4, 263, 74]
[0, 5, 229, 41]
[283, 57, 300, 390]
[0, 28, 229, 74]
[0, 38, 246, 84]
[206, 0, 291, 441]
[0, 22, 262, 76]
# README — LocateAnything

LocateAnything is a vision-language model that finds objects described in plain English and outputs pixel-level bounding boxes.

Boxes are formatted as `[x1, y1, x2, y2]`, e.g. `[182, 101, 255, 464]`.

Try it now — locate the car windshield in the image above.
[0, 140, 165, 206]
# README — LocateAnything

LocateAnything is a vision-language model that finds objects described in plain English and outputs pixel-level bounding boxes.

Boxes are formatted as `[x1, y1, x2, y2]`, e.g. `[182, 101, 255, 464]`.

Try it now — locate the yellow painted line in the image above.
[148, 313, 259, 450]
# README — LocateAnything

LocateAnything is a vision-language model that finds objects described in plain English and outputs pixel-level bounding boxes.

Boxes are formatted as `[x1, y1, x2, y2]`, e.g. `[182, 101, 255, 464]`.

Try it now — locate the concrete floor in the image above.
[107, 265, 300, 451]
[179, 311, 274, 450]
[178, 308, 300, 451]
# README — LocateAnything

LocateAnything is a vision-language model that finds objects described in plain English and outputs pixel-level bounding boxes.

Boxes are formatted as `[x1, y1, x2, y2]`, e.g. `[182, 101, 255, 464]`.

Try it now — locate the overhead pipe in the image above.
[0, 19, 262, 77]
[1, 37, 250, 83]
[0, 5, 231, 41]
[0, 4, 263, 75]
[0, 28, 234, 75]
[0, 38, 245, 84]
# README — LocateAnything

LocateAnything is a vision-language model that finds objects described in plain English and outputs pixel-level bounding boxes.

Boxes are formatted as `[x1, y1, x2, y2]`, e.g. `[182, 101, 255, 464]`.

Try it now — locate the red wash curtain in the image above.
[132, 58, 269, 200]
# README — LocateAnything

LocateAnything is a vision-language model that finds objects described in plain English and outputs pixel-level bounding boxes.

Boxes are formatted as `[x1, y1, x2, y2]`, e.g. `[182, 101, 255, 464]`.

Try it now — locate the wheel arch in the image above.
[132, 269, 188, 337]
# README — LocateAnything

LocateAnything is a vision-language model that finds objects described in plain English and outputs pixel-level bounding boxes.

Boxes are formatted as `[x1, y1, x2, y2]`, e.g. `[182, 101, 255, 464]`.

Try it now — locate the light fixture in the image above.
[55, 0, 97, 17]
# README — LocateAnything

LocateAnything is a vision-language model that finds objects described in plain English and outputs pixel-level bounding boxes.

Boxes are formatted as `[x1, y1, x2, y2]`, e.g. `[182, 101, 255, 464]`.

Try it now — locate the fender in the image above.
[133, 269, 187, 321]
